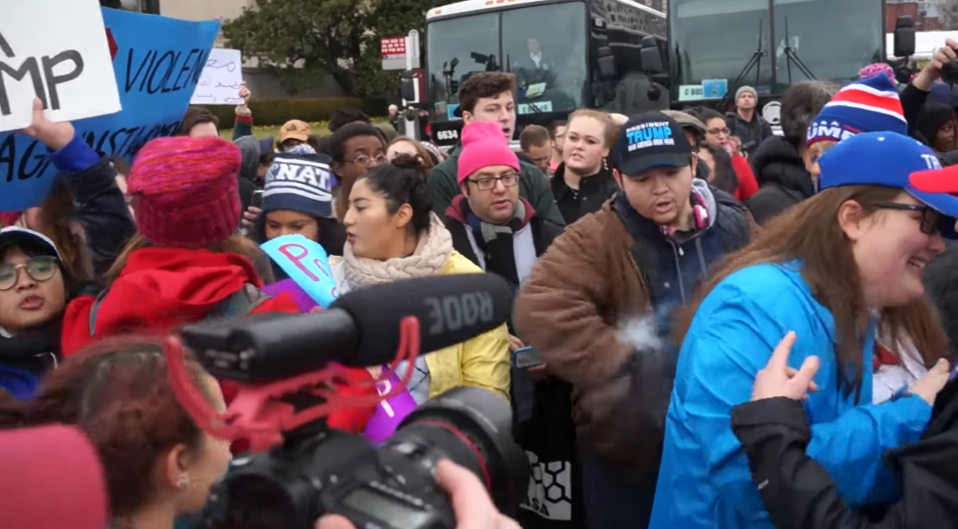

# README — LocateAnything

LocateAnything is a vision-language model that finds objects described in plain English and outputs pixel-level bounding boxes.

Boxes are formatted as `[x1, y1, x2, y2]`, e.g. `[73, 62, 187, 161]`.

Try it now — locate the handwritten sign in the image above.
[363, 370, 418, 443]
[1, 0, 121, 133]
[261, 235, 339, 309]
[0, 8, 219, 211]
[190, 48, 243, 105]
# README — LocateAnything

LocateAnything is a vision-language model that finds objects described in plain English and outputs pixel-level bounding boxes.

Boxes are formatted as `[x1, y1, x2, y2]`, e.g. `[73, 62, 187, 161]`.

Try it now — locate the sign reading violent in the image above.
[0, 7, 219, 211]
[1, 0, 121, 133]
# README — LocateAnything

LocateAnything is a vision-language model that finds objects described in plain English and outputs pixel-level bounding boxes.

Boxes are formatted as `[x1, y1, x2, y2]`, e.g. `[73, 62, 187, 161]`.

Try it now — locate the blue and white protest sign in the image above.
[261, 235, 340, 309]
[0, 7, 219, 211]
[1, 0, 121, 133]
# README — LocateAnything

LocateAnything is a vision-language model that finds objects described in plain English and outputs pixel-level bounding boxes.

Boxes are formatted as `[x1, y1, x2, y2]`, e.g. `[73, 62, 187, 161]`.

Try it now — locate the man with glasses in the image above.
[441, 120, 570, 529]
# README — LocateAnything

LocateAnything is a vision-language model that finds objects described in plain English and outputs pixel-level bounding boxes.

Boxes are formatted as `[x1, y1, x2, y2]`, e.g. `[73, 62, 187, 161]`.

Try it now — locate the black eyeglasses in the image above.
[468, 172, 520, 191]
[874, 202, 940, 235]
[0, 256, 59, 291]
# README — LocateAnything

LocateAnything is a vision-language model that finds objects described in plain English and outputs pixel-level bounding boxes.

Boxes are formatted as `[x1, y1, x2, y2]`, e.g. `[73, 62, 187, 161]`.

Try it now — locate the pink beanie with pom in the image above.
[456, 121, 520, 184]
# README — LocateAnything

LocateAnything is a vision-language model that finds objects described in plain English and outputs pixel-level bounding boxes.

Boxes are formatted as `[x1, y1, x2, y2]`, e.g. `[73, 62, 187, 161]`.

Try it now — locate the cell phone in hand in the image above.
[513, 346, 544, 369]
[251, 190, 264, 208]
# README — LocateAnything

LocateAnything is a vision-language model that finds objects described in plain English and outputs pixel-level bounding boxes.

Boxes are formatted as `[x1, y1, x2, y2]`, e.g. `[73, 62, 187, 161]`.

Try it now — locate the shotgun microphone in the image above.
[180, 273, 512, 383]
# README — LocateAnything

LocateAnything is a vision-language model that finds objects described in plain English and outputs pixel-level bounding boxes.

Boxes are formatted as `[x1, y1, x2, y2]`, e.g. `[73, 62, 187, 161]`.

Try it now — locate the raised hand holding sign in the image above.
[261, 235, 339, 309]
[1, 0, 121, 133]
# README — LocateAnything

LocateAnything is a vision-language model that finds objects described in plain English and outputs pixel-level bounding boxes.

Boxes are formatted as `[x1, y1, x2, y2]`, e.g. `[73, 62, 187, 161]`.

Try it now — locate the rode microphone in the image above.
[179, 273, 512, 384]
[169, 273, 512, 450]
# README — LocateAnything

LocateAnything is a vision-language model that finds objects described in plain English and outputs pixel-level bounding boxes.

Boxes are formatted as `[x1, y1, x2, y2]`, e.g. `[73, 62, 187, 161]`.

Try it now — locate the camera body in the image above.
[942, 60, 958, 85]
[171, 274, 526, 529]
[197, 386, 527, 529]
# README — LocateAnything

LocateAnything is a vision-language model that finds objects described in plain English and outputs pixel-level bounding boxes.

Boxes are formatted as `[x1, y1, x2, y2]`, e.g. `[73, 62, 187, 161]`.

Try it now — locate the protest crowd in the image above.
[11, 4, 958, 529]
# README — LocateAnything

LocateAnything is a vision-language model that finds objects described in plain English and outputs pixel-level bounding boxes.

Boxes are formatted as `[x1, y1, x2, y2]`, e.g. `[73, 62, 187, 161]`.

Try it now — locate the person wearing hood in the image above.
[916, 100, 956, 156]
[58, 136, 305, 357]
[514, 112, 756, 529]
[748, 81, 838, 226]
[233, 135, 274, 212]
[57, 136, 376, 433]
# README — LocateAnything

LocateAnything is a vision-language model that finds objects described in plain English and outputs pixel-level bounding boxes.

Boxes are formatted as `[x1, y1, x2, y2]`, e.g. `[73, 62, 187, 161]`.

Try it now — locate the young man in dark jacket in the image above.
[726, 86, 774, 157]
[428, 72, 565, 226]
[515, 112, 757, 529]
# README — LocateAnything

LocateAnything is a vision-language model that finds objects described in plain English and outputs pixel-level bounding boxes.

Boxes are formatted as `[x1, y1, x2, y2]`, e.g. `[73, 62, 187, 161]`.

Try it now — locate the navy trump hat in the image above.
[614, 111, 693, 177]
[819, 131, 958, 219]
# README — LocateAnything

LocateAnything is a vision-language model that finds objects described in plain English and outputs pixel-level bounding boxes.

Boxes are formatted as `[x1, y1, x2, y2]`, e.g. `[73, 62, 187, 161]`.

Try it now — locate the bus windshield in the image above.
[426, 1, 587, 123]
[670, 0, 882, 102]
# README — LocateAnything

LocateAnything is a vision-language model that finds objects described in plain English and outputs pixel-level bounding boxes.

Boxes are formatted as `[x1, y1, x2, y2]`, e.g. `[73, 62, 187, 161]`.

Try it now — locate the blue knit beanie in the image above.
[262, 146, 336, 219]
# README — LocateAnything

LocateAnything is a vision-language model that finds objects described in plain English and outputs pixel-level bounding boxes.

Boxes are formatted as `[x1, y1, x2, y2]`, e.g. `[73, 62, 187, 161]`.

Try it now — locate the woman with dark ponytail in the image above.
[329, 154, 511, 404]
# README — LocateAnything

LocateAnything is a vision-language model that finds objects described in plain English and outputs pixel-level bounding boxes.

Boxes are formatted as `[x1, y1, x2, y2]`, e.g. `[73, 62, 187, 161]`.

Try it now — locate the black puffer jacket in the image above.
[924, 240, 958, 351]
[746, 136, 815, 226]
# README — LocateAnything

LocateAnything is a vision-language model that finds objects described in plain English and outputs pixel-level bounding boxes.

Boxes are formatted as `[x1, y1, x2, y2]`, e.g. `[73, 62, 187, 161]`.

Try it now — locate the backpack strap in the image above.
[89, 284, 270, 338]
[211, 284, 271, 319]
[89, 289, 110, 337]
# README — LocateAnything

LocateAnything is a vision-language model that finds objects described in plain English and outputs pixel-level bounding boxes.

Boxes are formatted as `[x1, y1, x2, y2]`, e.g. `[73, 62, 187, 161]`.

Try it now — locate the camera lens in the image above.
[386, 386, 529, 513]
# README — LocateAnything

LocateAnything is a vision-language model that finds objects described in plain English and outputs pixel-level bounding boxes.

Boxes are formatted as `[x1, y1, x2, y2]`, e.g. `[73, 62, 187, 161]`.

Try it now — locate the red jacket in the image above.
[731, 153, 759, 201]
[61, 247, 375, 434]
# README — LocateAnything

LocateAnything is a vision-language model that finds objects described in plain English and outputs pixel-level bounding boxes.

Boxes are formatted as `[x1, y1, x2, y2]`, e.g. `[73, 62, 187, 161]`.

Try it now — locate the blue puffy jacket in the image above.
[649, 262, 932, 528]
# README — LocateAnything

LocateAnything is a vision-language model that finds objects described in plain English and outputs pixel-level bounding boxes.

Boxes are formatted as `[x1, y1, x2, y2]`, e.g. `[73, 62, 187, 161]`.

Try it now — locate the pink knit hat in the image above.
[456, 121, 520, 184]
[126, 136, 242, 248]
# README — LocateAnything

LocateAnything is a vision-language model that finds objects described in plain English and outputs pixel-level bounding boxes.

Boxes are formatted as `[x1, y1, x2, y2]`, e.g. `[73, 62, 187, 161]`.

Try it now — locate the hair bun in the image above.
[389, 152, 423, 171]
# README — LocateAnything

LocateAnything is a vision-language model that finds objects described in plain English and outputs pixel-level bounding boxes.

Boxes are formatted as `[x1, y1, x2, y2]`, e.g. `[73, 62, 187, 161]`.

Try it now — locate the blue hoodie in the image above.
[649, 262, 932, 528]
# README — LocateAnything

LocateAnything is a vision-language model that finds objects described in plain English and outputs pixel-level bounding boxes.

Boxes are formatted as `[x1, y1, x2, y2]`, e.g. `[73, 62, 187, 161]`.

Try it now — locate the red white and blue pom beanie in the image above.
[806, 74, 907, 148]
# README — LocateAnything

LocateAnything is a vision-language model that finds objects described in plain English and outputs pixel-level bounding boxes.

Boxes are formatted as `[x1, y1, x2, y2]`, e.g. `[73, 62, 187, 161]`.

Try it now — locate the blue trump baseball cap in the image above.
[819, 131, 958, 218]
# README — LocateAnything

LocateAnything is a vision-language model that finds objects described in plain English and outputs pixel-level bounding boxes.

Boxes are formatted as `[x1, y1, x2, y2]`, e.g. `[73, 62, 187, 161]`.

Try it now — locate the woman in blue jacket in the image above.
[649, 132, 957, 528]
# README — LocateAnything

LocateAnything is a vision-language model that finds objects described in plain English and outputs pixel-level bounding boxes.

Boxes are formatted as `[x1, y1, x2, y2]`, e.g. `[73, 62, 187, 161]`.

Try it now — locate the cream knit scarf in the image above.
[343, 212, 453, 288]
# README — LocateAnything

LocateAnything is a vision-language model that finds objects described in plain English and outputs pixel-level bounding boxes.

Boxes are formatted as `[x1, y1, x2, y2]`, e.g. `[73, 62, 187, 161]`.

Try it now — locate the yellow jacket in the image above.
[330, 251, 511, 402]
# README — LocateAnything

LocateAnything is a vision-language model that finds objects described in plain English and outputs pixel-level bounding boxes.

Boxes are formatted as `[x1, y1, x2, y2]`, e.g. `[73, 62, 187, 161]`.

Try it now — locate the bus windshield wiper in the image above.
[719, 18, 767, 108]
[780, 17, 815, 83]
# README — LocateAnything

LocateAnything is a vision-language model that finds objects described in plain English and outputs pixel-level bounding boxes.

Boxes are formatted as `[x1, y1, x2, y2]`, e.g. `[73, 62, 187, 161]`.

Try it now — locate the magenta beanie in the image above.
[126, 136, 242, 249]
[456, 121, 520, 184]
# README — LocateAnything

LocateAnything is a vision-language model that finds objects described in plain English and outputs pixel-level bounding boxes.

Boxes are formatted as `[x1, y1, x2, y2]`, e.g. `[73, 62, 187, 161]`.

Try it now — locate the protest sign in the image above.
[261, 278, 319, 314]
[261, 235, 339, 309]
[363, 370, 418, 443]
[1, 0, 121, 134]
[190, 48, 243, 105]
[0, 8, 219, 212]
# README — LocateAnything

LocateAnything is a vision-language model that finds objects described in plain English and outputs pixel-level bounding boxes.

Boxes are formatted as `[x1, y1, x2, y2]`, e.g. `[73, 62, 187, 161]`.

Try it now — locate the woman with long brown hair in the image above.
[649, 131, 958, 528]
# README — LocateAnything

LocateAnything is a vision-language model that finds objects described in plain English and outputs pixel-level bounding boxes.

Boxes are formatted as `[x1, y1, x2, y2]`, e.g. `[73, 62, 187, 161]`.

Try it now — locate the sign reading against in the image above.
[1, 0, 121, 134]
[190, 48, 243, 105]
[0, 8, 219, 212]
[261, 234, 339, 309]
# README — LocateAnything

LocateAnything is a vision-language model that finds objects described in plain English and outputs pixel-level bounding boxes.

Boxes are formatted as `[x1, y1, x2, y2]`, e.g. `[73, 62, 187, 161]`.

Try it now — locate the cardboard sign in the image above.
[261, 235, 339, 309]
[190, 48, 243, 105]
[1, 0, 121, 134]
[0, 8, 220, 211]
[363, 369, 418, 443]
